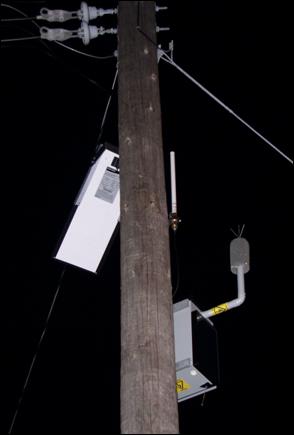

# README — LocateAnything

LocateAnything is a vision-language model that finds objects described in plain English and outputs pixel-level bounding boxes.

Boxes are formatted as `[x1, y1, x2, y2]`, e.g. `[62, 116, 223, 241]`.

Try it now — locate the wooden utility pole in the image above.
[118, 1, 179, 434]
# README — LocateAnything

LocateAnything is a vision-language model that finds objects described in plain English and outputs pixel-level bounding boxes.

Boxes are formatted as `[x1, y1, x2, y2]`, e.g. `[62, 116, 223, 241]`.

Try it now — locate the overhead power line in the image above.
[8, 268, 66, 435]
[97, 66, 118, 143]
[1, 3, 116, 60]
[1, 16, 37, 21]
[2, 35, 40, 42]
[54, 41, 116, 60]
[5, 1, 46, 3]
[1, 3, 40, 25]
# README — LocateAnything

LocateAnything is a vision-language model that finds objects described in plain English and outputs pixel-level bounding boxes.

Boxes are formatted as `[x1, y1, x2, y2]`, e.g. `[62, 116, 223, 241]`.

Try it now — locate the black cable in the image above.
[8, 267, 66, 435]
[171, 230, 180, 298]
[136, 0, 141, 29]
[214, 327, 221, 389]
[136, 0, 159, 48]
[1, 22, 111, 94]
[4, 1, 46, 3]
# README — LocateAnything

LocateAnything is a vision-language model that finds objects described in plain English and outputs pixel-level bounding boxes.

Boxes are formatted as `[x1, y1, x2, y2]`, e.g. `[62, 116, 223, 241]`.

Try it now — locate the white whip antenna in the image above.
[170, 151, 177, 214]
[169, 151, 181, 231]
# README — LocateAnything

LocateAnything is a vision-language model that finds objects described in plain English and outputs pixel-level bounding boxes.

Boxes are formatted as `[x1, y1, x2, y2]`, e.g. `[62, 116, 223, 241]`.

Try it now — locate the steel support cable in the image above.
[160, 53, 292, 165]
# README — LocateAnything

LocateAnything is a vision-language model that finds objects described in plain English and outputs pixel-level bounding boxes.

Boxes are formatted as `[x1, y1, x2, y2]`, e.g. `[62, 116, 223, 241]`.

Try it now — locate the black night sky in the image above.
[1, 1, 292, 434]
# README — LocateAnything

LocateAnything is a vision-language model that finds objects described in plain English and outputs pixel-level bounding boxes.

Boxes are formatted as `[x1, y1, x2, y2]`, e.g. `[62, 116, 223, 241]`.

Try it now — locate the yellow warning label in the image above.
[212, 303, 229, 315]
[176, 379, 191, 393]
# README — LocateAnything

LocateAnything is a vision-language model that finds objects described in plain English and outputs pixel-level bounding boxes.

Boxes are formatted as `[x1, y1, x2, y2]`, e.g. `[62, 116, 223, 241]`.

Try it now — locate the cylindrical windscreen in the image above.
[230, 237, 250, 274]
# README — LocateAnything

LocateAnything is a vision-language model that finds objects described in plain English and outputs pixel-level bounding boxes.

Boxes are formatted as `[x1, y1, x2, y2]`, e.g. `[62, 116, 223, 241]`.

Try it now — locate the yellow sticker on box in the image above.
[176, 379, 191, 393]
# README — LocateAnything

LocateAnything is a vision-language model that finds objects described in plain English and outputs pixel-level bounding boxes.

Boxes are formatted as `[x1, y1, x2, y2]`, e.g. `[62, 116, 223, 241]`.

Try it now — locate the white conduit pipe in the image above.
[200, 266, 246, 319]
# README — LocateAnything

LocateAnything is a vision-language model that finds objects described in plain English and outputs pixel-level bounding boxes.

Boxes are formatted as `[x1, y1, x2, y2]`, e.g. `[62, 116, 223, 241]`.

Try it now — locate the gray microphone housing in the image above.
[230, 237, 250, 274]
